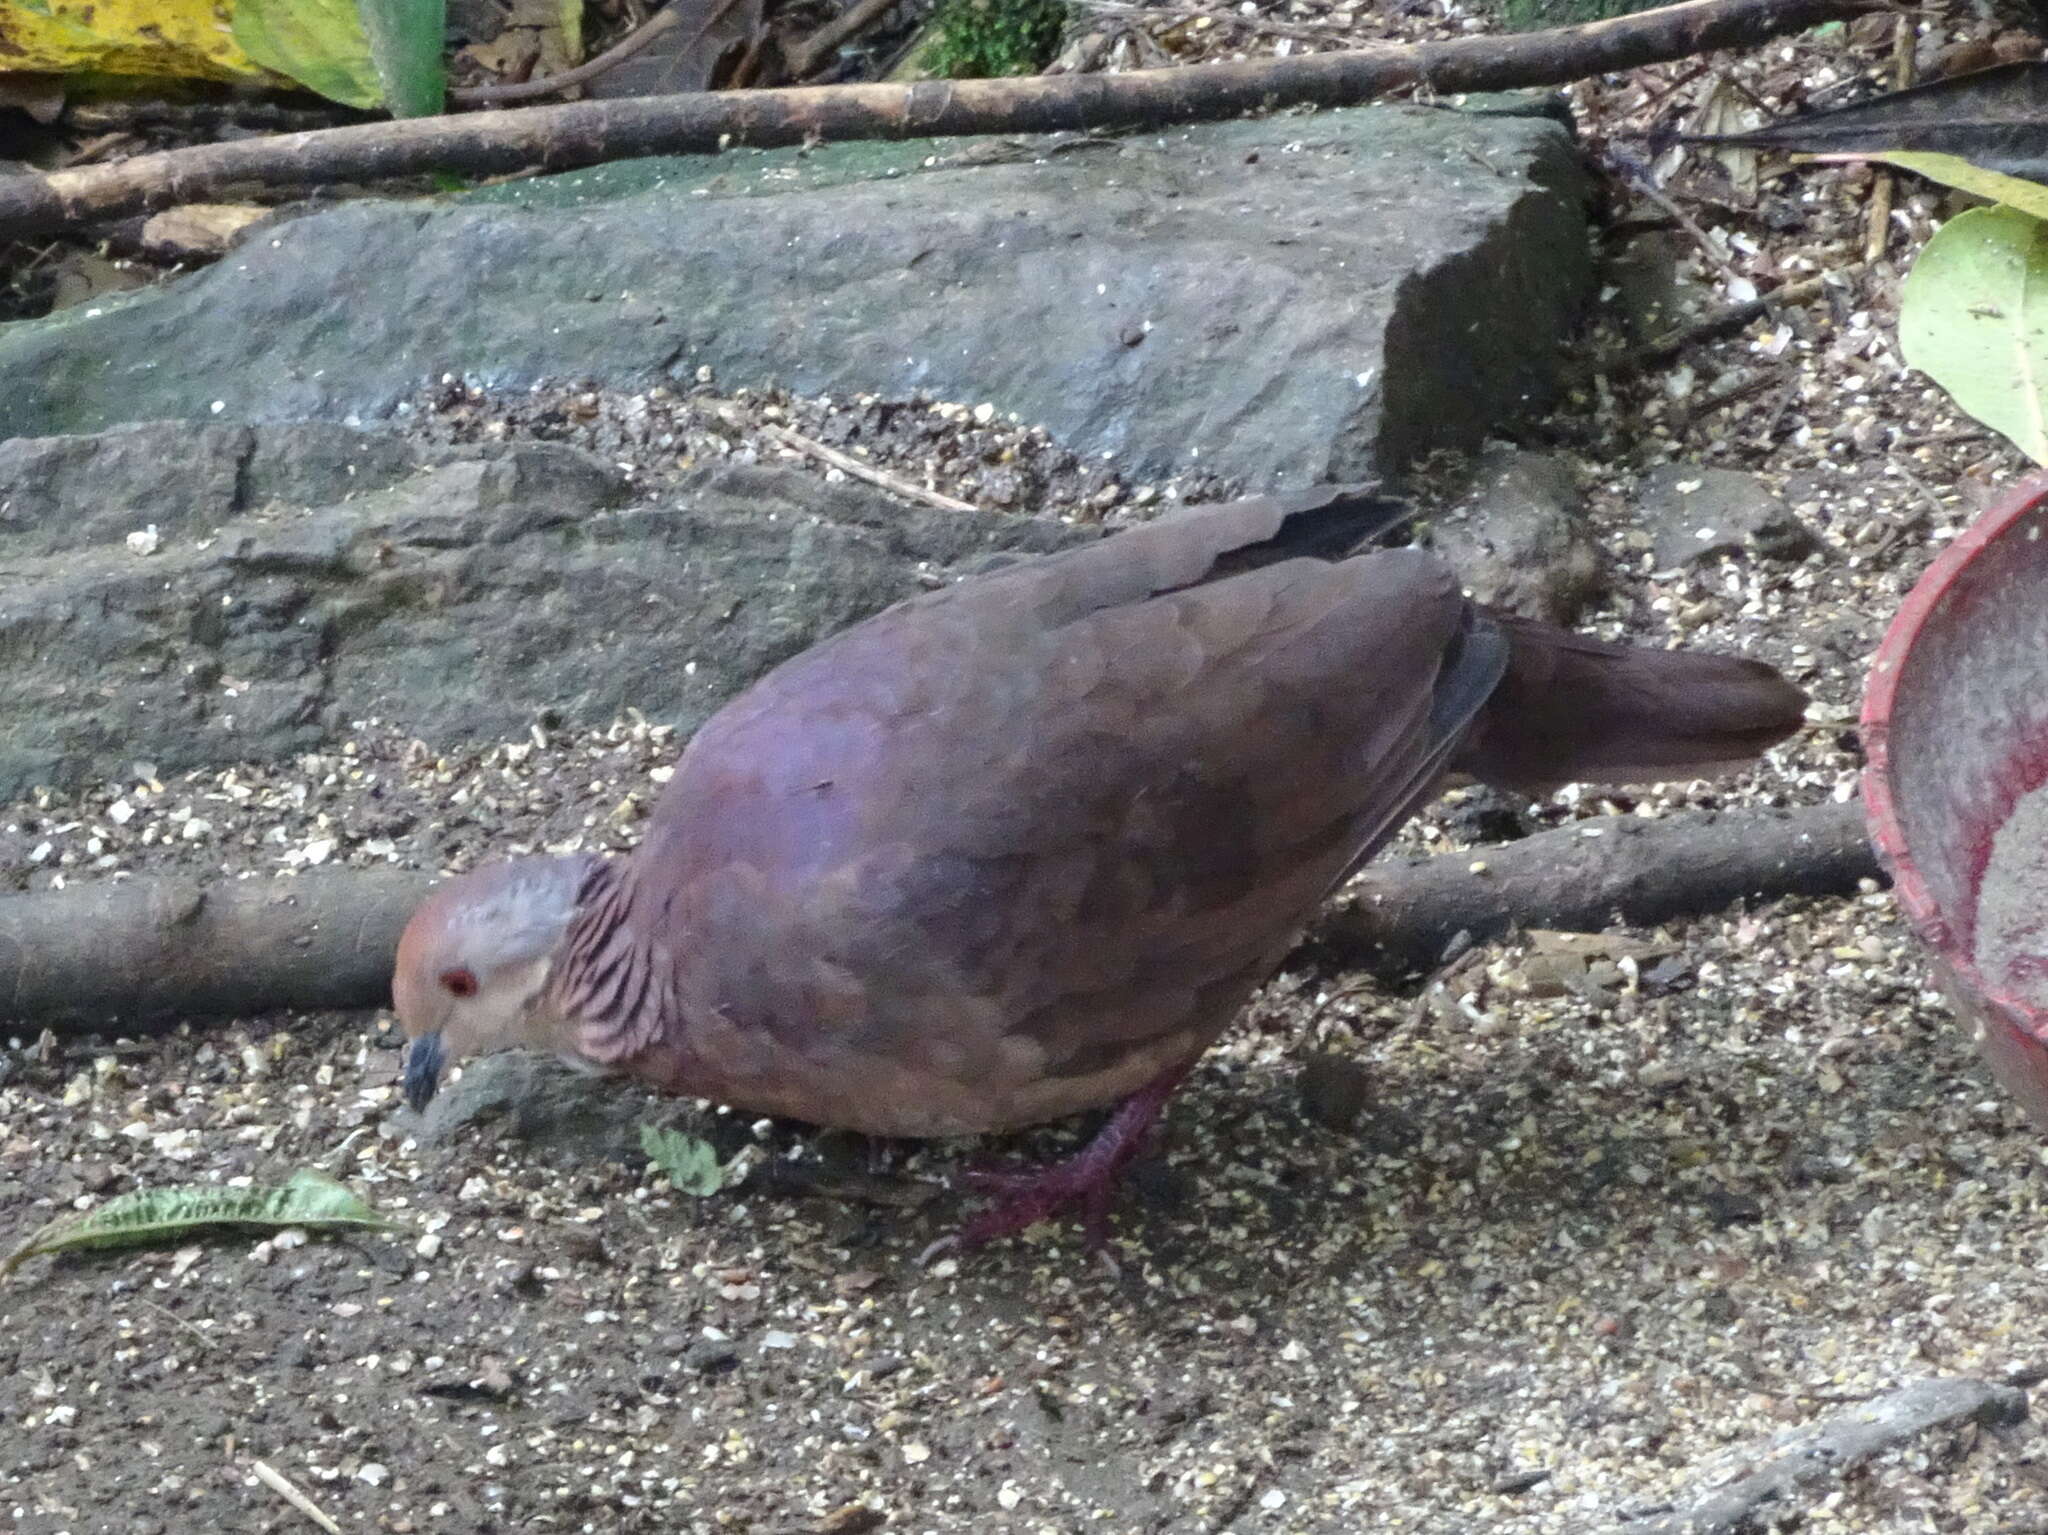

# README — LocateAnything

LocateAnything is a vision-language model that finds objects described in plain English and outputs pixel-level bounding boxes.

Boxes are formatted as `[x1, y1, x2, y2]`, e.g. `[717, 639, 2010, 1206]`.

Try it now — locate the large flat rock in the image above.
[0, 107, 1590, 486]
[0, 422, 1092, 797]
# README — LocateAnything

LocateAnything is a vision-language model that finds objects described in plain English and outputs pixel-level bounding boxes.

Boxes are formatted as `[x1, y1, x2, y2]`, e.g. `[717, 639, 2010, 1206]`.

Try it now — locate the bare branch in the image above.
[1315, 799, 1878, 979]
[4, 798, 1875, 1035]
[0, 0, 1873, 243]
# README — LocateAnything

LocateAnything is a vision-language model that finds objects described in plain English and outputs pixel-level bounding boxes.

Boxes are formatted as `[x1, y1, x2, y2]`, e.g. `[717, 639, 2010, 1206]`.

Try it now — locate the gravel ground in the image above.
[13, 4, 2048, 1533]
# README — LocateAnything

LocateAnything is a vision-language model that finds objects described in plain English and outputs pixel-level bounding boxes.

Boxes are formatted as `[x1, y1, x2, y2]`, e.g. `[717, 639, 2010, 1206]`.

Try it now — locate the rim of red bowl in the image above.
[1861, 471, 2048, 1022]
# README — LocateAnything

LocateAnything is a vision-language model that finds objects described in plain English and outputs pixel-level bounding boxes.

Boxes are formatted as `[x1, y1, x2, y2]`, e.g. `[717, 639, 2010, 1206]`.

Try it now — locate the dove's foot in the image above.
[942, 1061, 1192, 1255]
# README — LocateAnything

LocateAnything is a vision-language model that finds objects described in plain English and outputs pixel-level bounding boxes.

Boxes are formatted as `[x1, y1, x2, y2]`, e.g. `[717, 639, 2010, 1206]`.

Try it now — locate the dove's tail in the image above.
[1452, 613, 1808, 793]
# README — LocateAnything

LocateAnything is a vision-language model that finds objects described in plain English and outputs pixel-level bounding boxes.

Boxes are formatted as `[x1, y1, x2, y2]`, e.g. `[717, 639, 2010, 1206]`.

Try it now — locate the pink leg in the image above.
[949, 1061, 1194, 1253]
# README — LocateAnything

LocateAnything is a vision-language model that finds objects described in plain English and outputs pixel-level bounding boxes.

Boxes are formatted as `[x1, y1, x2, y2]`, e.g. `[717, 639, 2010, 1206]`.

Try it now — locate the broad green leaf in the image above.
[1900, 204, 2048, 465]
[3, 1169, 396, 1278]
[640, 1124, 731, 1197]
[360, 0, 447, 119]
[233, 0, 383, 110]
[1818, 151, 2048, 223]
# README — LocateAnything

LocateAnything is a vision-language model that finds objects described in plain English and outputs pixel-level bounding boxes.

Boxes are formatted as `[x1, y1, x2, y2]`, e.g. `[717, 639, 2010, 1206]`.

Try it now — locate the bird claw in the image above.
[952, 1158, 1125, 1253]
[925, 1061, 1194, 1261]
[958, 1159, 1056, 1196]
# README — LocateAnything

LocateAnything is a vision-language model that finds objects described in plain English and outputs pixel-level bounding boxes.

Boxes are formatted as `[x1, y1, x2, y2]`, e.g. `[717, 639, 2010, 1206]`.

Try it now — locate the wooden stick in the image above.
[3, 799, 1877, 1035]
[1861, 13, 1915, 265]
[249, 1460, 343, 1535]
[0, 870, 432, 1030]
[1313, 798, 1878, 980]
[0, 0, 1874, 243]
[1624, 167, 1749, 290]
[759, 422, 980, 512]
[789, 0, 908, 78]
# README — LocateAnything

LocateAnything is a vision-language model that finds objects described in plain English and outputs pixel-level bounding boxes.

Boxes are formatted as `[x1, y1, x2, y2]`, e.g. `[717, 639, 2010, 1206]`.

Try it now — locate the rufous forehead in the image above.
[393, 893, 448, 973]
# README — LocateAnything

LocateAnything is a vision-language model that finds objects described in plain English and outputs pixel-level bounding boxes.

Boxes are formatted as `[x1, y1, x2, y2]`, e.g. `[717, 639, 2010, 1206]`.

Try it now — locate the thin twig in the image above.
[1629, 58, 1716, 119]
[1594, 270, 1836, 381]
[452, 0, 754, 106]
[1862, 166, 1893, 263]
[134, 1297, 223, 1352]
[1867, 457, 1949, 560]
[1863, 13, 1914, 263]
[1626, 169, 1749, 290]
[1754, 379, 1801, 446]
[759, 423, 980, 512]
[789, 0, 907, 77]
[1677, 367, 1781, 431]
[249, 1460, 342, 1535]
[1893, 428, 1993, 451]
[54, 132, 141, 170]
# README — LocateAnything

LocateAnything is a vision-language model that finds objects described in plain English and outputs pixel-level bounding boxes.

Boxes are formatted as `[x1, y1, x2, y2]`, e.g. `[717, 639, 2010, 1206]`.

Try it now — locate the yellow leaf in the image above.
[0, 0, 274, 86]
[1807, 150, 2048, 224]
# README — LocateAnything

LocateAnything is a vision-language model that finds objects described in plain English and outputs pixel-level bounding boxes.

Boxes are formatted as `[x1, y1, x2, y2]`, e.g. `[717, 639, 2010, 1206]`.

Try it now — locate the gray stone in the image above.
[0, 421, 1095, 797]
[1639, 464, 1822, 570]
[411, 1049, 717, 1164]
[1298, 1051, 1372, 1132]
[0, 421, 252, 556]
[244, 420, 425, 509]
[1604, 230, 1695, 344]
[685, 1340, 741, 1375]
[0, 107, 1592, 487]
[1420, 447, 1606, 624]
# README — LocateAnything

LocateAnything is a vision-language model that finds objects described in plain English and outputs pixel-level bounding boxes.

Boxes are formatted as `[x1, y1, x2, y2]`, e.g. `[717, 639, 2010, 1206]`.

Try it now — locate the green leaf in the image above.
[359, 0, 446, 119]
[639, 1124, 731, 1197]
[3, 1169, 397, 1278]
[233, 0, 382, 109]
[1901, 203, 2048, 465]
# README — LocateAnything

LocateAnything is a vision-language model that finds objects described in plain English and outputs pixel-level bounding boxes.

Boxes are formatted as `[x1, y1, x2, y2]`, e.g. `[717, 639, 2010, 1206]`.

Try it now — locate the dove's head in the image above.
[392, 854, 601, 1112]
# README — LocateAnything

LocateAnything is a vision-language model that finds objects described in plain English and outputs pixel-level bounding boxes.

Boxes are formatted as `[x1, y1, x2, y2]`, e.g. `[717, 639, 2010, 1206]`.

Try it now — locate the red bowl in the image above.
[1863, 471, 2048, 1126]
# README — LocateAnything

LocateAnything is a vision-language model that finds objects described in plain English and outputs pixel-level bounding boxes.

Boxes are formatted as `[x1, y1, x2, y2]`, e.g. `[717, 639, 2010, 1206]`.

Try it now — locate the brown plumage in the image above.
[393, 484, 1806, 1247]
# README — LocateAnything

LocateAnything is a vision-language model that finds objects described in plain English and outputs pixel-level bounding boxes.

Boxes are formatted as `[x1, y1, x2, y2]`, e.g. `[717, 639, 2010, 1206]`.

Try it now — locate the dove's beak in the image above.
[404, 1031, 447, 1114]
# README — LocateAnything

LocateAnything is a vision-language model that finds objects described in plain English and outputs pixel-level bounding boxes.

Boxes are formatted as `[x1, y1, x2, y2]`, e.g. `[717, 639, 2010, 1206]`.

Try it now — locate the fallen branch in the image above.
[4, 799, 1875, 1035]
[0, 0, 1871, 243]
[1316, 798, 1879, 978]
[0, 871, 433, 1033]
[1619, 1377, 2026, 1535]
[1674, 366, 1784, 435]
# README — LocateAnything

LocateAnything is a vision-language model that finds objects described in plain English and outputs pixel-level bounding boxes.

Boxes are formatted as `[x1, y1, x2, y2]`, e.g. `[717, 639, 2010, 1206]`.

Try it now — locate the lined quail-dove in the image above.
[394, 484, 1806, 1248]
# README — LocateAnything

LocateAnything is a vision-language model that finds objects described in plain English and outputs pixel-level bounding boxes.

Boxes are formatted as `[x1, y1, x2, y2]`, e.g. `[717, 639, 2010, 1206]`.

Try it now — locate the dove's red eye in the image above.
[440, 967, 479, 999]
